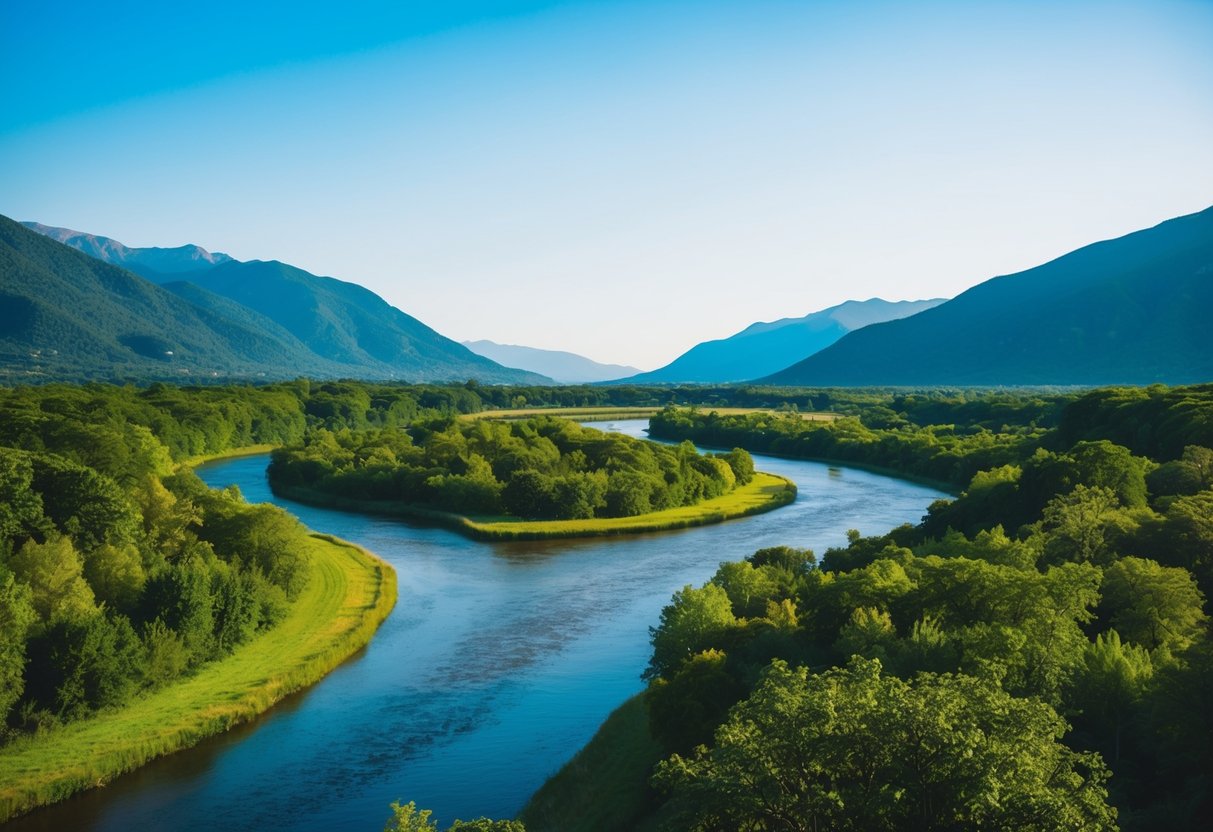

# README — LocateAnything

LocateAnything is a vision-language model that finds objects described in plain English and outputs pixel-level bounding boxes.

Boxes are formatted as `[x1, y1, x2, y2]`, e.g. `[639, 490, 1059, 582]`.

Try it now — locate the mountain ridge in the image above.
[7, 217, 550, 384]
[761, 205, 1213, 386]
[618, 297, 945, 384]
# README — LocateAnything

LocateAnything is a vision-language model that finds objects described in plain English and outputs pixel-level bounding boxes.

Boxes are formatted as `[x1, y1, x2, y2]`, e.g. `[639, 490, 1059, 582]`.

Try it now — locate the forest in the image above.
[268, 416, 755, 521]
[626, 384, 1213, 830]
[1, 380, 1210, 830]
[0, 385, 323, 740]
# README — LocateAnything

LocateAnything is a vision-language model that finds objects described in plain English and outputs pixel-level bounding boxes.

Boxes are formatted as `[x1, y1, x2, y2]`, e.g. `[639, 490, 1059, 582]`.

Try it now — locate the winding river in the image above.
[7, 421, 946, 831]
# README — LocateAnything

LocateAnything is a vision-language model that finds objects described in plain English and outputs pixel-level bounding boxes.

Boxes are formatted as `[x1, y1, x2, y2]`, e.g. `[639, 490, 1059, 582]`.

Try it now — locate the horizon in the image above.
[3, 0, 1212, 369]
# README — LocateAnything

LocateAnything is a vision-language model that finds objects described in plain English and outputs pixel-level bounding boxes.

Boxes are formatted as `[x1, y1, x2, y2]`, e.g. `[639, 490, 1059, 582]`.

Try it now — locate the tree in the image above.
[1039, 485, 1126, 566]
[83, 542, 146, 611]
[647, 584, 737, 680]
[717, 448, 755, 485]
[654, 657, 1117, 831]
[0, 571, 36, 720]
[7, 535, 96, 622]
[1070, 631, 1153, 762]
[646, 649, 745, 753]
[1101, 557, 1207, 654]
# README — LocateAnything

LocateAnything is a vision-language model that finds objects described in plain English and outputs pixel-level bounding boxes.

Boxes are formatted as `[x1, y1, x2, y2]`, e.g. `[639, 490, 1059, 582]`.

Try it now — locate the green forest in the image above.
[1, 380, 1210, 830]
[620, 384, 1213, 829]
[268, 416, 755, 521]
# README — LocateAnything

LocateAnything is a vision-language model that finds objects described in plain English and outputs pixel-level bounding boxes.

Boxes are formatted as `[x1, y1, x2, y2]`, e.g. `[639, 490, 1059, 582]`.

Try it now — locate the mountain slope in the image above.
[173, 260, 547, 383]
[762, 206, 1213, 386]
[463, 340, 640, 383]
[0, 215, 353, 382]
[20, 219, 549, 384]
[621, 298, 945, 383]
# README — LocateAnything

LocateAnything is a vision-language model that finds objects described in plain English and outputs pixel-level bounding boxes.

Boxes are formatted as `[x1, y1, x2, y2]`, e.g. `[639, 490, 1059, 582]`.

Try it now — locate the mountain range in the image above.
[462, 340, 640, 384]
[763, 205, 1213, 386]
[619, 298, 946, 384]
[3, 218, 548, 384]
[7, 205, 1212, 388]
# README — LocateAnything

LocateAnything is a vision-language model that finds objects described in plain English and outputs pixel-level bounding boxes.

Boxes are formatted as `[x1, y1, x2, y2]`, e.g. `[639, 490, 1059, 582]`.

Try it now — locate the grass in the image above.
[0, 533, 396, 823]
[275, 471, 797, 541]
[461, 406, 837, 422]
[177, 443, 279, 469]
[518, 694, 666, 832]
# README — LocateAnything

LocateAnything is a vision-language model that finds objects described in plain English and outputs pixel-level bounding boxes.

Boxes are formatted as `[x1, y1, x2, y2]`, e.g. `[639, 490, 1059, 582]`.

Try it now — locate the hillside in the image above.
[0, 215, 352, 382]
[463, 339, 640, 383]
[619, 298, 944, 383]
[175, 260, 548, 383]
[16, 219, 549, 384]
[762, 206, 1213, 386]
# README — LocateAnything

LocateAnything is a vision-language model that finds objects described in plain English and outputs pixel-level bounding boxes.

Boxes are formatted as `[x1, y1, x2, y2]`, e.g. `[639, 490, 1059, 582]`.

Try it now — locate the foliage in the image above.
[269, 417, 750, 522]
[654, 657, 1117, 831]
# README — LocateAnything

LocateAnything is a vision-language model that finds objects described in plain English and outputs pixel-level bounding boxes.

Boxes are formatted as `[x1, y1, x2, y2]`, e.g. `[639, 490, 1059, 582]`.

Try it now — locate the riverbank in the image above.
[0, 532, 396, 823]
[462, 406, 837, 423]
[272, 471, 797, 541]
[519, 694, 664, 832]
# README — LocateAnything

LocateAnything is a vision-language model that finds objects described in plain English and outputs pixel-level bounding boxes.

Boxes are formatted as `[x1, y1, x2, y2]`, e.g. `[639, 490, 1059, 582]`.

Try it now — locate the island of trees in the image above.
[267, 416, 788, 538]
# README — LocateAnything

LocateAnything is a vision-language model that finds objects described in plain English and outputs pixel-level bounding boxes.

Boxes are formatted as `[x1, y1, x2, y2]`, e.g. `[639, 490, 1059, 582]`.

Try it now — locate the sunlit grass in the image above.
[461, 406, 836, 422]
[466, 472, 796, 539]
[277, 471, 796, 541]
[0, 533, 396, 822]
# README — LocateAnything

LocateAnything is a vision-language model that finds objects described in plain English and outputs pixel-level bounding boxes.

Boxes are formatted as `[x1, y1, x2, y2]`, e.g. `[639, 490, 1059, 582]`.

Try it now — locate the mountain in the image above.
[18, 219, 549, 385]
[762, 206, 1213, 386]
[0, 215, 354, 382]
[21, 222, 233, 279]
[619, 298, 945, 383]
[462, 340, 640, 383]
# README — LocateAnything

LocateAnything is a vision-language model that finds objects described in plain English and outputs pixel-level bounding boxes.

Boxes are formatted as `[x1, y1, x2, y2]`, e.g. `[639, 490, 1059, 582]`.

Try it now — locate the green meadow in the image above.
[0, 533, 396, 822]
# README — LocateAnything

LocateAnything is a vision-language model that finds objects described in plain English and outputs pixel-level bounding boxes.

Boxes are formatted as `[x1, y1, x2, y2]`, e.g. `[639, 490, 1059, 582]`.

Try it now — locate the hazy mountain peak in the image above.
[463, 339, 640, 384]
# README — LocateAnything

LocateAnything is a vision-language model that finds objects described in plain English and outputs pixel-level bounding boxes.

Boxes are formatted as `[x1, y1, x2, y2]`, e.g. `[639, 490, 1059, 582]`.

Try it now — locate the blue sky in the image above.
[3, 0, 1212, 369]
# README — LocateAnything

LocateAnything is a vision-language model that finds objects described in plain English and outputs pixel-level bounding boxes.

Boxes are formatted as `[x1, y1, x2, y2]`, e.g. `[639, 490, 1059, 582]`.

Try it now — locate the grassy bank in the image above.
[0, 533, 396, 823]
[462, 406, 837, 423]
[274, 471, 797, 541]
[177, 443, 279, 469]
[519, 694, 665, 832]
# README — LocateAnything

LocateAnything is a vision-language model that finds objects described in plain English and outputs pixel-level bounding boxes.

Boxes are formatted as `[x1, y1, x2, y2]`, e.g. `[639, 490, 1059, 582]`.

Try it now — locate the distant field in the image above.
[0, 534, 396, 822]
[463, 406, 836, 422]
[276, 471, 797, 541]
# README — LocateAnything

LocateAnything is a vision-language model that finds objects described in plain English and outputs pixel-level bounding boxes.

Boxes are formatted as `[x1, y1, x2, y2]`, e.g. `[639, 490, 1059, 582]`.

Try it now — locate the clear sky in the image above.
[3, 0, 1212, 370]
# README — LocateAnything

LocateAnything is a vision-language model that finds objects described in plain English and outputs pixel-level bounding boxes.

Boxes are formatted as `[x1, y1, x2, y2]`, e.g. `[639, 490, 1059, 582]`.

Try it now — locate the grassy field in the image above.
[276, 471, 797, 541]
[0, 533, 396, 822]
[462, 406, 836, 422]
[519, 694, 666, 832]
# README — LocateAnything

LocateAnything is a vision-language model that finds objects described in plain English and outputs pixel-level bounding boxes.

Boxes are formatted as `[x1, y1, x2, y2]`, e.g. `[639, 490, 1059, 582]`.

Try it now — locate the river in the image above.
[6, 420, 945, 831]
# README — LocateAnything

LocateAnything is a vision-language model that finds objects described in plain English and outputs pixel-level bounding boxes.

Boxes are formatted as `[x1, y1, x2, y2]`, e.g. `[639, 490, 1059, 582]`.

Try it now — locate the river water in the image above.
[7, 421, 945, 831]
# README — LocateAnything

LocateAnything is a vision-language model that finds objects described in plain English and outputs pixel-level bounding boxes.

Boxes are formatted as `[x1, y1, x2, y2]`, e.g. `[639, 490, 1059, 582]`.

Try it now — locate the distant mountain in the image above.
[1, 215, 352, 382]
[26, 221, 546, 384]
[619, 298, 945, 383]
[21, 221, 233, 279]
[7, 217, 550, 384]
[463, 340, 640, 383]
[762, 206, 1213, 386]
